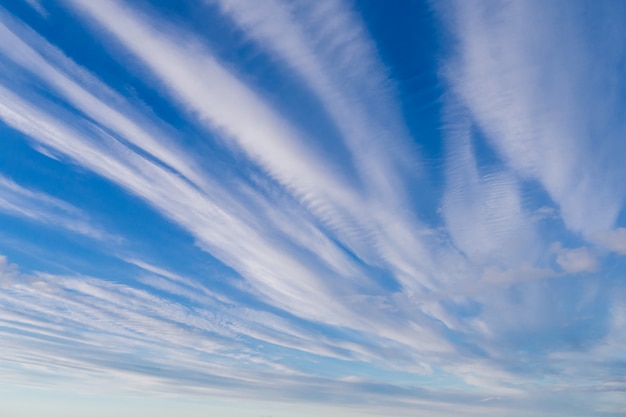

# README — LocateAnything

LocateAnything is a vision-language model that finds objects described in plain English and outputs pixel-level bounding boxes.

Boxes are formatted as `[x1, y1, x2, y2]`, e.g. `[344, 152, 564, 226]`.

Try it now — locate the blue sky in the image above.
[1, 0, 626, 416]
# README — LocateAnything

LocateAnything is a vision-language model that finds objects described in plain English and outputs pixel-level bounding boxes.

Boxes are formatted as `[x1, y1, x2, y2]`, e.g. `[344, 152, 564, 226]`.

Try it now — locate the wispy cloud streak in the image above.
[0, 175, 110, 240]
[64, 0, 443, 299]
[439, 0, 626, 237]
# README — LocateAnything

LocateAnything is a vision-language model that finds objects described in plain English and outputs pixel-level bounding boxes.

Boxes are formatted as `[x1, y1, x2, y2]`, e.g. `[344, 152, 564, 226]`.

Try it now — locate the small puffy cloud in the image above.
[553, 245, 598, 274]
[530, 206, 559, 222]
[0, 255, 19, 287]
[592, 228, 626, 255]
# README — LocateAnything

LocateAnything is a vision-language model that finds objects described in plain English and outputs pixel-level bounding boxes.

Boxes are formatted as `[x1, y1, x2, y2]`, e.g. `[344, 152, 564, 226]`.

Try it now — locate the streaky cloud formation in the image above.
[439, 0, 626, 237]
[0, 0, 625, 416]
[0, 174, 111, 240]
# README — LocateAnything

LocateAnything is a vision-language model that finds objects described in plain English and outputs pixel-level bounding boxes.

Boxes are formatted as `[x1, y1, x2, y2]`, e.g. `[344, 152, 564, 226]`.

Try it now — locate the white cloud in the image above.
[0, 174, 113, 240]
[439, 0, 626, 237]
[0, 255, 19, 287]
[210, 0, 419, 199]
[553, 245, 598, 274]
[0, 80, 451, 363]
[0, 254, 504, 412]
[63, 0, 446, 300]
[0, 15, 207, 190]
[442, 111, 536, 264]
